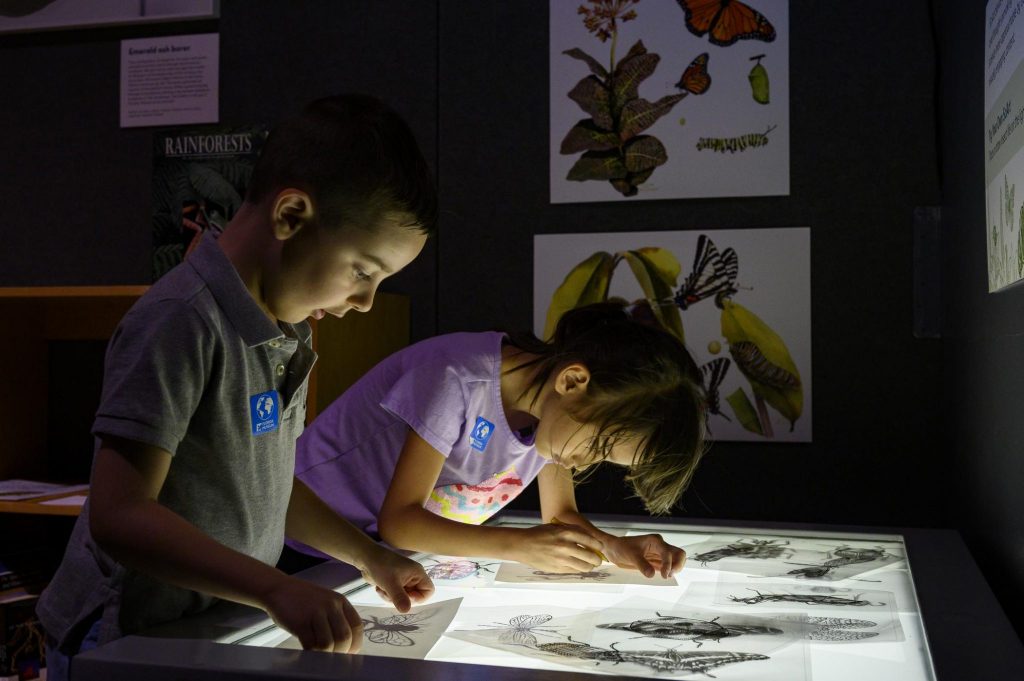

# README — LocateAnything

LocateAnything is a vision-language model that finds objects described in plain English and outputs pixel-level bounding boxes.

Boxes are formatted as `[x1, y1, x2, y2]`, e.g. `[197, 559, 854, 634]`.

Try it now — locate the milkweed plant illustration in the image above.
[544, 237, 802, 438]
[560, 0, 696, 197]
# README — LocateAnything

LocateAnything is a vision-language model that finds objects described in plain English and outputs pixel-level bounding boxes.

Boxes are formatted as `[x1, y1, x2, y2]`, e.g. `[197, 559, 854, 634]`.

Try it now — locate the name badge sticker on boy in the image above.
[249, 390, 280, 435]
[469, 416, 495, 452]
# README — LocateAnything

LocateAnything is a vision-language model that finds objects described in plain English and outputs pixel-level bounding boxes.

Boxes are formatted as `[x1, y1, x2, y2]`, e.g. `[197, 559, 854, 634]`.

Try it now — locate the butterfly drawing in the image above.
[674, 234, 739, 309]
[701, 357, 732, 421]
[675, 52, 711, 95]
[362, 611, 433, 647]
[676, 0, 777, 47]
[483, 614, 562, 646]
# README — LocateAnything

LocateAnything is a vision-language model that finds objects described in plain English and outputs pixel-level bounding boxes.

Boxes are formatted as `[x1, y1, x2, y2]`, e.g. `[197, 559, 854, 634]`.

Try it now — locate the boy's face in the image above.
[266, 214, 427, 324]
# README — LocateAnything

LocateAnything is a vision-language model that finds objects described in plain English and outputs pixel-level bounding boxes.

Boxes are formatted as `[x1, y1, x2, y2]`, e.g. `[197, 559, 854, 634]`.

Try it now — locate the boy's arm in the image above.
[90, 436, 364, 652]
[285, 478, 434, 611]
[377, 430, 603, 573]
[536, 464, 687, 578]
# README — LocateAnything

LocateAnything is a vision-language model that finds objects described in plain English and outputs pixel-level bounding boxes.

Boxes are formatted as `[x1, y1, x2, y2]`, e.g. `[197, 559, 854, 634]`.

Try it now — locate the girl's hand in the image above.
[359, 547, 435, 613]
[516, 523, 606, 573]
[261, 575, 364, 653]
[602, 534, 687, 579]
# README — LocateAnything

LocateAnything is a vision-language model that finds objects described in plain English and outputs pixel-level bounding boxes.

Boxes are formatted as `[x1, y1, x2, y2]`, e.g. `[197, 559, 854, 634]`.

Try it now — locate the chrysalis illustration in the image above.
[748, 54, 770, 104]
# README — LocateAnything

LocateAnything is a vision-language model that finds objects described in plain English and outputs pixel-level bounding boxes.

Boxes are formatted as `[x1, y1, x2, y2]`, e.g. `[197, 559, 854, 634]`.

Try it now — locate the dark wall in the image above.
[0, 0, 440, 340]
[935, 0, 1024, 630]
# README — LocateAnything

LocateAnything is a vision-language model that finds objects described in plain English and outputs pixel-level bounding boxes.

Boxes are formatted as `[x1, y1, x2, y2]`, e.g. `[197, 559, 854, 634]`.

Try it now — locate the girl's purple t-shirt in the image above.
[294, 331, 549, 541]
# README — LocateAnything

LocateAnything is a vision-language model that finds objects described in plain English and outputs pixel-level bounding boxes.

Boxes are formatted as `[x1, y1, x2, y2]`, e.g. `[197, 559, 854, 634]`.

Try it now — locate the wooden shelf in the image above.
[0, 285, 410, 516]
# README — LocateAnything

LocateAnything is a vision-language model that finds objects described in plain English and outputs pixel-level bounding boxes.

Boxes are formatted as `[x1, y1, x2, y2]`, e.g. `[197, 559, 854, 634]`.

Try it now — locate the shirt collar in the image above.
[187, 231, 286, 347]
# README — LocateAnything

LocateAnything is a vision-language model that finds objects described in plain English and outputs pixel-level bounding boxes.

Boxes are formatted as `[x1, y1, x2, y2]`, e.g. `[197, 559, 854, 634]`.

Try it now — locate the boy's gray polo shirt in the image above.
[37, 232, 316, 648]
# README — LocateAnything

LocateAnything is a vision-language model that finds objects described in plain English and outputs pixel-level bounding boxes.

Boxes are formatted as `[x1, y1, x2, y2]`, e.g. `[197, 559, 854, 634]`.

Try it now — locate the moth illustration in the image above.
[362, 611, 433, 647]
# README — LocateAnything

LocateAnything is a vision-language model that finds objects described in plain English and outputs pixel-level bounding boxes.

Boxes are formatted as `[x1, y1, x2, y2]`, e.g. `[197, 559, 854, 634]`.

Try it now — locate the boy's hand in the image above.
[359, 548, 435, 613]
[516, 523, 605, 573]
[262, 575, 363, 653]
[602, 533, 686, 578]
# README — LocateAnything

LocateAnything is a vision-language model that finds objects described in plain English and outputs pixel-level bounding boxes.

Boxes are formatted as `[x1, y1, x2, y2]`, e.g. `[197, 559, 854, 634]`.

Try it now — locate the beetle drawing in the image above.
[695, 538, 792, 566]
[598, 613, 783, 646]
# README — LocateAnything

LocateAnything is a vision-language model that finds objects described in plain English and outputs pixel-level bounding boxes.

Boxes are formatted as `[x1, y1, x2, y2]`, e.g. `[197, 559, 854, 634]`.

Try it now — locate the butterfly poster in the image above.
[534, 227, 811, 442]
[550, 0, 789, 203]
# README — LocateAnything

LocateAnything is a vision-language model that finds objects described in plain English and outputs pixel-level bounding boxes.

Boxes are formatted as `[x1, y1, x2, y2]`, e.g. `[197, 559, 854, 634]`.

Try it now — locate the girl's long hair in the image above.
[504, 301, 708, 514]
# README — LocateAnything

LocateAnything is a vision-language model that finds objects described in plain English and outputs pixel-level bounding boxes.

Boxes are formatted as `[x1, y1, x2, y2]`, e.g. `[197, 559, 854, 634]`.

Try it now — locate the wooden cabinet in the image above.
[0, 286, 409, 516]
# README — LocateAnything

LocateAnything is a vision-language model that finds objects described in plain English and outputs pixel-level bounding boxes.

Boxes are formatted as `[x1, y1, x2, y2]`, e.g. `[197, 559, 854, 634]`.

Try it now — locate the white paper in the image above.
[0, 480, 88, 501]
[277, 597, 462, 660]
[120, 33, 219, 128]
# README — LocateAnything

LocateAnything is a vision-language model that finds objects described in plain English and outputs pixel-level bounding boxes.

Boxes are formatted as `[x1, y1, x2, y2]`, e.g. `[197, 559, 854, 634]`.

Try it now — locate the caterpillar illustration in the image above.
[696, 125, 777, 153]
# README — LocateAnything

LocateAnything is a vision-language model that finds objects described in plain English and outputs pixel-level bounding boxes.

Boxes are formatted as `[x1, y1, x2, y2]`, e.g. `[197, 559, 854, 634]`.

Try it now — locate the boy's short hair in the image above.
[246, 94, 437, 235]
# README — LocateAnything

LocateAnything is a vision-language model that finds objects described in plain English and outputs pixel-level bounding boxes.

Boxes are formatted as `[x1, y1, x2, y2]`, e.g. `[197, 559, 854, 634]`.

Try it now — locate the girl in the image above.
[291, 302, 708, 577]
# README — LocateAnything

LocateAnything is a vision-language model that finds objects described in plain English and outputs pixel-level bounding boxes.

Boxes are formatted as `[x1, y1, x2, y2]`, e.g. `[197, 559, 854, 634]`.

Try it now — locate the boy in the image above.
[37, 94, 438, 675]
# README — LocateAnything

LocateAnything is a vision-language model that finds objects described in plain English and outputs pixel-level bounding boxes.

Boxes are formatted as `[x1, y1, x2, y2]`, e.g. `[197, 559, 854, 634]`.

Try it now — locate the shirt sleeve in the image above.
[92, 297, 214, 455]
[378, 361, 468, 457]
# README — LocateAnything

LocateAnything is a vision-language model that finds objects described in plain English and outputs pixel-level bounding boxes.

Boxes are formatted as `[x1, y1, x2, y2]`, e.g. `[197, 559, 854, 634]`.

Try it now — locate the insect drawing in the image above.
[674, 234, 739, 310]
[805, 617, 880, 642]
[748, 54, 770, 104]
[362, 610, 434, 647]
[782, 546, 889, 579]
[529, 568, 612, 582]
[696, 125, 777, 153]
[536, 636, 769, 675]
[728, 588, 884, 607]
[482, 614, 562, 646]
[598, 612, 782, 646]
[695, 538, 791, 566]
[730, 340, 801, 390]
[675, 52, 711, 95]
[676, 0, 777, 47]
[701, 358, 733, 421]
[423, 558, 498, 581]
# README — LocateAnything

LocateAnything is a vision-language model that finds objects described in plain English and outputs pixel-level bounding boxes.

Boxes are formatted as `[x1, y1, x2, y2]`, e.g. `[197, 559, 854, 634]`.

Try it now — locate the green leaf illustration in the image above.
[544, 252, 616, 339]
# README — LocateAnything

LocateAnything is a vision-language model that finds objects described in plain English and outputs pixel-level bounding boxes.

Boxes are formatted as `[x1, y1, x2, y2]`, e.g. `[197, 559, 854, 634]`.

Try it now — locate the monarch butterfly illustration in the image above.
[675, 234, 739, 310]
[696, 125, 777, 153]
[729, 340, 800, 389]
[701, 357, 732, 420]
[675, 52, 711, 95]
[676, 0, 777, 47]
[362, 611, 433, 646]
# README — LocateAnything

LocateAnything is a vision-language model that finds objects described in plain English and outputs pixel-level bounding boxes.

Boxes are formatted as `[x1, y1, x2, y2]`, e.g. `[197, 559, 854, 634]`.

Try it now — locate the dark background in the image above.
[0, 0, 1018, 639]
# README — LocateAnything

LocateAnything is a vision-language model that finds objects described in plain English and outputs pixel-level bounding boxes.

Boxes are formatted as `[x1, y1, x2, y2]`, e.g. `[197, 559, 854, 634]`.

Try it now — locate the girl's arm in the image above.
[536, 463, 687, 579]
[377, 429, 604, 573]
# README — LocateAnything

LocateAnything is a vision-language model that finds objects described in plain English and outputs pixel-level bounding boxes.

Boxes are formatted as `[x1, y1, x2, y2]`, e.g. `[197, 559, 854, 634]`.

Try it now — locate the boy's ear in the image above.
[555, 363, 590, 396]
[271, 189, 315, 241]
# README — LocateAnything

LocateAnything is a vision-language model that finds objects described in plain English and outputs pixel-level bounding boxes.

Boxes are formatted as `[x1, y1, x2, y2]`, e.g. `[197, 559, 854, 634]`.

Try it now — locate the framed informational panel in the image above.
[985, 0, 1024, 290]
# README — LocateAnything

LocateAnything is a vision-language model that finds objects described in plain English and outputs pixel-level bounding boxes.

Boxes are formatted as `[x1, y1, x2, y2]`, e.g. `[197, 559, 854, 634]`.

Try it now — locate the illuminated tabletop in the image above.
[73, 513, 1024, 681]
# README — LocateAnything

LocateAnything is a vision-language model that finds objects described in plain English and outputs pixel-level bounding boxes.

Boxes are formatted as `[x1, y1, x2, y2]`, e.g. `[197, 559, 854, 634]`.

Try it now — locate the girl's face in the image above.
[534, 397, 637, 470]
